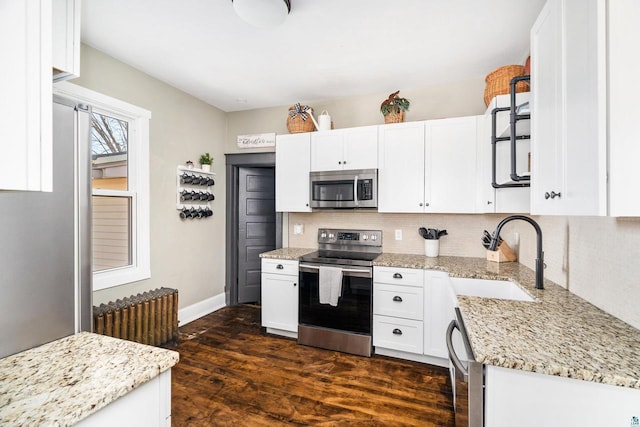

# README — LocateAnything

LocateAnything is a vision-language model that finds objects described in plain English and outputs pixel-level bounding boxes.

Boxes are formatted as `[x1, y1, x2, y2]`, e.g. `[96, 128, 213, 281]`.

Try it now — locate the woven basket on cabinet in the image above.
[484, 65, 528, 106]
[286, 105, 315, 133]
[383, 111, 405, 124]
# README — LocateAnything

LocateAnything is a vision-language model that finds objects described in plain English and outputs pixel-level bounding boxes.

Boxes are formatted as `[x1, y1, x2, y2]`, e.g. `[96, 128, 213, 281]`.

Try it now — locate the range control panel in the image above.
[317, 228, 382, 247]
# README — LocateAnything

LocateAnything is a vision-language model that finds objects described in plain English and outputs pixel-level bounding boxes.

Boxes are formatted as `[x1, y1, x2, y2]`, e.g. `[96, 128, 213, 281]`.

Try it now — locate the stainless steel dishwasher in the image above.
[446, 307, 484, 427]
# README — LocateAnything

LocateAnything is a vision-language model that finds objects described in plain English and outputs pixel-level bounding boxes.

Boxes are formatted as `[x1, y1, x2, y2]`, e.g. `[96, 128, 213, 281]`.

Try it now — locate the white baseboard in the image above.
[178, 292, 226, 326]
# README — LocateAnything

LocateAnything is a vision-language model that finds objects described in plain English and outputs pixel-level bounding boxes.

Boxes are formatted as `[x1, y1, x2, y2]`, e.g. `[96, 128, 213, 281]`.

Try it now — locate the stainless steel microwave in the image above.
[309, 169, 377, 209]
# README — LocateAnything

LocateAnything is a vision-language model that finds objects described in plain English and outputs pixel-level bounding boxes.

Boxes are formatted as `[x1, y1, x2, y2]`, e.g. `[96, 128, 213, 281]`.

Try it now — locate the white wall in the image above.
[74, 45, 227, 310]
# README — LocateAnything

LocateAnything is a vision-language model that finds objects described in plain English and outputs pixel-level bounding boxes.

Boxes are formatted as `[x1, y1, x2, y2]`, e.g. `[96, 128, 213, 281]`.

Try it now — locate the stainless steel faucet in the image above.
[488, 215, 545, 290]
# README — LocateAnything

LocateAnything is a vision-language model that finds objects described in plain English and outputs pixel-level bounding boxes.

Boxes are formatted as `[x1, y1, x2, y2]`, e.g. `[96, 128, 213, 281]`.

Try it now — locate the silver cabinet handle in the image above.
[545, 191, 562, 199]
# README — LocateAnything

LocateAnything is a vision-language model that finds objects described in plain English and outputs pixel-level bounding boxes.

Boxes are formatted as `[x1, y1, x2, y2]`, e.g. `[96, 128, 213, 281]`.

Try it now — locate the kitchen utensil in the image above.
[418, 227, 429, 239]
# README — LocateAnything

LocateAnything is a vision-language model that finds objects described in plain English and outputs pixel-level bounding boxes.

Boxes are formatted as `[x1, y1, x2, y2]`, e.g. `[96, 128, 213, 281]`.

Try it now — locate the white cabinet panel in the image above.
[374, 283, 424, 321]
[373, 315, 424, 354]
[310, 126, 378, 172]
[261, 259, 298, 334]
[275, 133, 311, 212]
[530, 0, 607, 216]
[425, 116, 478, 213]
[52, 0, 81, 82]
[423, 271, 456, 359]
[0, 0, 52, 192]
[485, 365, 640, 427]
[377, 122, 426, 213]
[373, 266, 424, 287]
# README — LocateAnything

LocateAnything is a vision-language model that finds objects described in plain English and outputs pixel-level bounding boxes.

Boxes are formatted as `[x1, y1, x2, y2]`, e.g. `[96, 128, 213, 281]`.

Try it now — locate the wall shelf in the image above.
[176, 165, 215, 219]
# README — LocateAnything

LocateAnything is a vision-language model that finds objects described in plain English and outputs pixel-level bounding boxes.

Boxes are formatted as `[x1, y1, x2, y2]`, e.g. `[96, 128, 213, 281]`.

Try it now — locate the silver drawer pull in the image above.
[392, 328, 403, 335]
[392, 273, 403, 279]
[276, 264, 284, 269]
[392, 296, 403, 302]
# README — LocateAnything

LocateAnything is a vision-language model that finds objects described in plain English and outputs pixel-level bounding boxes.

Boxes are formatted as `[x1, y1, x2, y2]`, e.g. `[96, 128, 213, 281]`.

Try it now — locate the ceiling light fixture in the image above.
[232, 0, 291, 29]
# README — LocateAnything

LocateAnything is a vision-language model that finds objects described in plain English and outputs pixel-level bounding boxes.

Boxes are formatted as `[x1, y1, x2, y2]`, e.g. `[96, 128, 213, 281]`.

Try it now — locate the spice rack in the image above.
[176, 165, 215, 219]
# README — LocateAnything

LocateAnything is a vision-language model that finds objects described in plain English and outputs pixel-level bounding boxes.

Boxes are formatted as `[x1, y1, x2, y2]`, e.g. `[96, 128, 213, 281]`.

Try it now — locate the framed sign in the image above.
[237, 133, 276, 149]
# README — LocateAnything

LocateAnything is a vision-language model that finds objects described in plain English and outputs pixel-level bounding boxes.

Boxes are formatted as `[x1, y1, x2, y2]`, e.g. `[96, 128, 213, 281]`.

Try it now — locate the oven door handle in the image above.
[299, 263, 372, 278]
[446, 319, 469, 381]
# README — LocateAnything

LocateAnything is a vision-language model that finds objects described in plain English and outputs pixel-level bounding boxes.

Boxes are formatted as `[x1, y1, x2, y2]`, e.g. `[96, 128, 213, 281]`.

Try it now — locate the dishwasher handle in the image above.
[446, 319, 469, 381]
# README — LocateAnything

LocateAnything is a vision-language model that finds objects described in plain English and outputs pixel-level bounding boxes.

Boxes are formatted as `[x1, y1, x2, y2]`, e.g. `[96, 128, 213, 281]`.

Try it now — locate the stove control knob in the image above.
[320, 231, 327, 239]
[328, 233, 335, 240]
[370, 234, 378, 241]
[361, 234, 369, 241]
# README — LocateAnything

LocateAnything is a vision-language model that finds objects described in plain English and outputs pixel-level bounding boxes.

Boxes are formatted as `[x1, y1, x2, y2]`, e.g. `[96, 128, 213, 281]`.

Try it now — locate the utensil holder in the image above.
[486, 241, 517, 263]
[425, 239, 439, 257]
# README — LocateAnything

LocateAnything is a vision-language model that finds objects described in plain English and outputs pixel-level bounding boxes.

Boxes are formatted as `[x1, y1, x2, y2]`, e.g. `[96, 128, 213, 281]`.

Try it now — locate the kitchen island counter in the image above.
[0, 332, 179, 426]
[373, 253, 640, 390]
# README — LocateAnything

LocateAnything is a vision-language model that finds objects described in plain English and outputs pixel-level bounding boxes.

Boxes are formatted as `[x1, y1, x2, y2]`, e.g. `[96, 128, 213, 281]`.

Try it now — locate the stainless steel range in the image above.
[298, 228, 382, 357]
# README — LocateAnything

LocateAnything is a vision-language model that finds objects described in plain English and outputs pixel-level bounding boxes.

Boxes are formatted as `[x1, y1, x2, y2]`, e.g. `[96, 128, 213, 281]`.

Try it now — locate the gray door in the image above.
[237, 167, 276, 303]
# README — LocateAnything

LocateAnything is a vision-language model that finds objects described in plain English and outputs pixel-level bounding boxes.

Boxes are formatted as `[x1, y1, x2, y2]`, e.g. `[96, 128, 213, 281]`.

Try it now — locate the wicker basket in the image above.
[286, 105, 315, 133]
[383, 111, 405, 124]
[484, 65, 528, 106]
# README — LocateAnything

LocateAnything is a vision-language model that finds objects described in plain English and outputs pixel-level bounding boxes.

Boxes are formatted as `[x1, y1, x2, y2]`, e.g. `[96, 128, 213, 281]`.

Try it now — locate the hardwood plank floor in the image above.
[168, 305, 454, 426]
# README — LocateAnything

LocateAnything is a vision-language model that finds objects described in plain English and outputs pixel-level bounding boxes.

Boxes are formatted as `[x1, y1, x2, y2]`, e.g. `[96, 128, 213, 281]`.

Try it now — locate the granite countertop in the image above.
[374, 253, 640, 390]
[259, 247, 315, 260]
[262, 248, 640, 390]
[0, 332, 179, 426]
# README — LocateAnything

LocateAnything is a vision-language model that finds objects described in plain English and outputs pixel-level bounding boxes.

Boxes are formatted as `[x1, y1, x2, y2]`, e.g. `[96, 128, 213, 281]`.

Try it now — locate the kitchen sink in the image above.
[451, 278, 535, 302]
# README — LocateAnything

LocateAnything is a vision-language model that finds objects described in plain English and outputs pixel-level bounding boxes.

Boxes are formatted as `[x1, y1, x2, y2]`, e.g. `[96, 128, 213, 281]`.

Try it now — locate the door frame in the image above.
[225, 153, 281, 306]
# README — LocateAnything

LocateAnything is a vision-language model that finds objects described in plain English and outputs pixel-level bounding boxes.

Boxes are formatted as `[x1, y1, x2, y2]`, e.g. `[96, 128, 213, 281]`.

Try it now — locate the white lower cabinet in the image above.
[484, 365, 640, 427]
[261, 258, 298, 337]
[423, 270, 456, 360]
[373, 267, 424, 355]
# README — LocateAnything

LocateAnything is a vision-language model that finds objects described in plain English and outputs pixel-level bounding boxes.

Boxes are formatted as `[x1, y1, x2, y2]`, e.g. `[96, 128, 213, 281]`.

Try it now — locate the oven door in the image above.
[298, 263, 372, 334]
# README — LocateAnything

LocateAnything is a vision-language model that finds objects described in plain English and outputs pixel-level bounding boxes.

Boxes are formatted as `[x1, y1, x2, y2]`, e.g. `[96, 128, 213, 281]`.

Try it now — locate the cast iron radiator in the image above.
[93, 287, 179, 346]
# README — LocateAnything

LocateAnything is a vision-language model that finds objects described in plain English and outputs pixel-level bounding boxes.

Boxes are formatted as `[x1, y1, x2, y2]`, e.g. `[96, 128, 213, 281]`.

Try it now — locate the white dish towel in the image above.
[318, 266, 343, 307]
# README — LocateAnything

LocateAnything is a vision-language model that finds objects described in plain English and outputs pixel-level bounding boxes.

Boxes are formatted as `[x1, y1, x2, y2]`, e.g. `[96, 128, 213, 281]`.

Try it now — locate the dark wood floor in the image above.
[169, 305, 454, 426]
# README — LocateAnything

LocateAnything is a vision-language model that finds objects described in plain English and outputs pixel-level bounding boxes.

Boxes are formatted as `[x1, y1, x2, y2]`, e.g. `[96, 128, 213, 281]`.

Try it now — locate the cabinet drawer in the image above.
[261, 258, 298, 276]
[374, 267, 423, 287]
[373, 315, 424, 354]
[373, 284, 423, 320]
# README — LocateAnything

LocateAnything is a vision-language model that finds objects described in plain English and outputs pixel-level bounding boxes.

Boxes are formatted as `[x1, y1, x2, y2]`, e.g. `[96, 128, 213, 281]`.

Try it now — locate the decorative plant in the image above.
[199, 152, 213, 166]
[380, 90, 410, 116]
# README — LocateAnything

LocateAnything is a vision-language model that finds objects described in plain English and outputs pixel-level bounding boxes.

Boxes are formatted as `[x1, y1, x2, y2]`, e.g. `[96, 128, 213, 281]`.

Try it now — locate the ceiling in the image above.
[81, 0, 546, 112]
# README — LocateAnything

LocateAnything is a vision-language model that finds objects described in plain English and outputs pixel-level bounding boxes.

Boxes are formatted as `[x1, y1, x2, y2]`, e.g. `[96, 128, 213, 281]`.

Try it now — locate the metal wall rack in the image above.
[491, 75, 531, 189]
[176, 165, 215, 219]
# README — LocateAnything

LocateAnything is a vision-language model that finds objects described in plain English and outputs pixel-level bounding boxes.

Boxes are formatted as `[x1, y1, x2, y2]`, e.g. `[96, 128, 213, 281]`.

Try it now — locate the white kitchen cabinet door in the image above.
[377, 122, 425, 213]
[423, 270, 455, 360]
[310, 126, 378, 172]
[275, 133, 311, 212]
[52, 0, 81, 82]
[261, 271, 298, 333]
[425, 116, 478, 213]
[608, 0, 640, 216]
[530, 0, 607, 216]
[485, 365, 640, 427]
[0, 0, 52, 192]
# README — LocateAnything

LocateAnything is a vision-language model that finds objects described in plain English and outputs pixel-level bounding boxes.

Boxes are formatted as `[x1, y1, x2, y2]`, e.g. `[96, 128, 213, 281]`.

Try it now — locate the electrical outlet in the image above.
[395, 229, 402, 240]
[293, 224, 304, 235]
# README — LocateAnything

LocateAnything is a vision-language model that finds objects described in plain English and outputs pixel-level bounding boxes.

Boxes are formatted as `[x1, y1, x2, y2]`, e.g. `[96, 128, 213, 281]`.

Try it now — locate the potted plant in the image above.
[199, 152, 213, 172]
[380, 90, 410, 124]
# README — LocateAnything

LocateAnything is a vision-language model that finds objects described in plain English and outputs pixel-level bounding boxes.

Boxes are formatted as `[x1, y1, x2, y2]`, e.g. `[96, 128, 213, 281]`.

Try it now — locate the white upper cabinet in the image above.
[378, 122, 426, 212]
[608, 0, 640, 216]
[530, 0, 607, 216]
[425, 116, 478, 213]
[310, 126, 378, 171]
[0, 0, 53, 192]
[52, 0, 81, 82]
[275, 133, 312, 212]
[378, 118, 479, 214]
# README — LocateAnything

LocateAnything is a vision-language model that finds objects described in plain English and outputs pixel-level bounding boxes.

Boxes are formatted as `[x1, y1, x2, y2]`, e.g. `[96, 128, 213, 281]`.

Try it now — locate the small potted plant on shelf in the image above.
[380, 90, 410, 124]
[199, 152, 213, 172]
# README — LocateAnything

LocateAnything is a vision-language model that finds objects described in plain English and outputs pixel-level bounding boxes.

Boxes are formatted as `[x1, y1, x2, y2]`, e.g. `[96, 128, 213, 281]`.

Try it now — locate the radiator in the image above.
[93, 287, 179, 346]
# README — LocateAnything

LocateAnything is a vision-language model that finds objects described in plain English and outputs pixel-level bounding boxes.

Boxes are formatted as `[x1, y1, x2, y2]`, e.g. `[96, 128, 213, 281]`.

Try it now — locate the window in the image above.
[54, 82, 151, 290]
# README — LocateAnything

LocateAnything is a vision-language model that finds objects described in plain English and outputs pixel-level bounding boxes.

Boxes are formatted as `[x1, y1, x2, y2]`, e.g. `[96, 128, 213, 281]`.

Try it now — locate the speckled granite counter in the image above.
[259, 247, 315, 260]
[374, 253, 640, 390]
[0, 332, 179, 426]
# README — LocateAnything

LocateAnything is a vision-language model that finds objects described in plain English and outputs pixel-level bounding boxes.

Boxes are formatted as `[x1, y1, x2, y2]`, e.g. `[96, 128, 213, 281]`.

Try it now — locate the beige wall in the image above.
[74, 45, 227, 309]
[225, 79, 487, 154]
